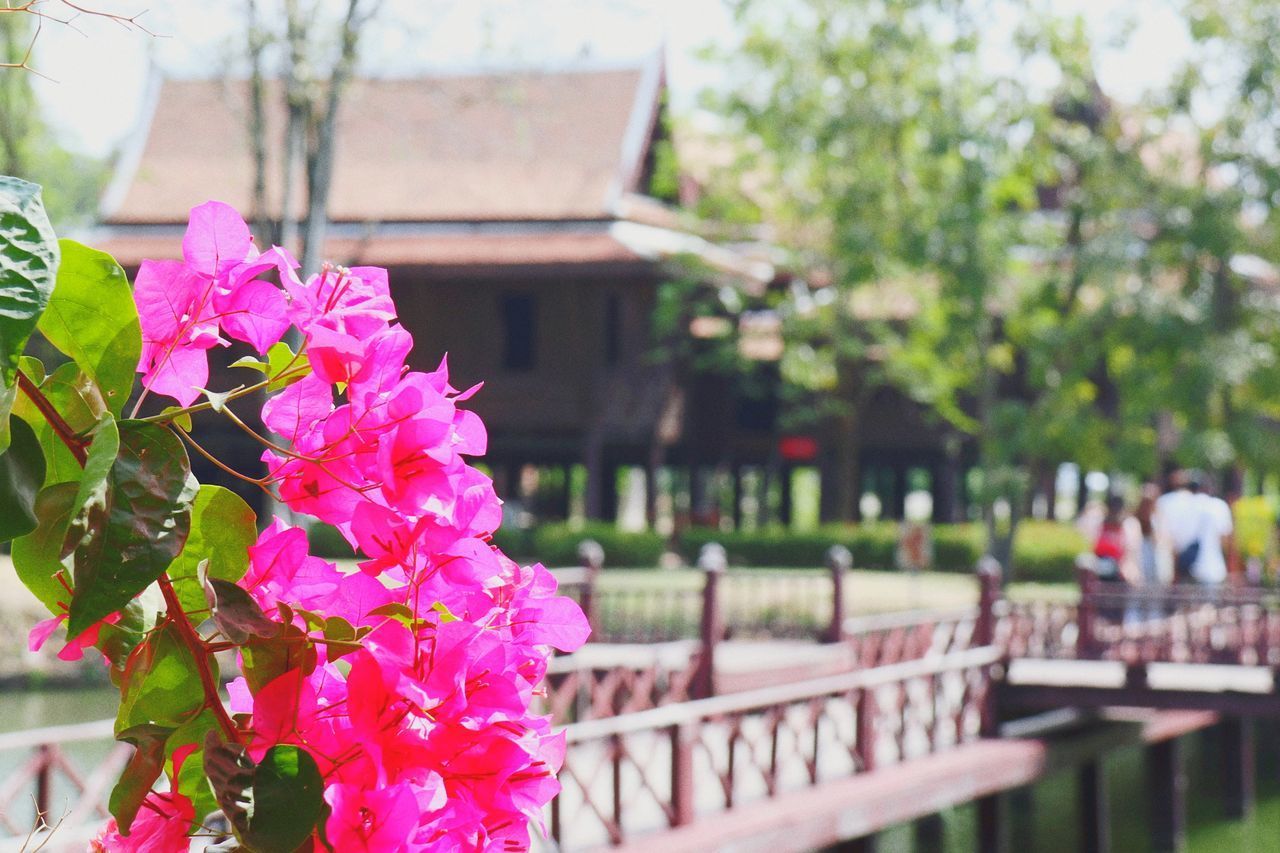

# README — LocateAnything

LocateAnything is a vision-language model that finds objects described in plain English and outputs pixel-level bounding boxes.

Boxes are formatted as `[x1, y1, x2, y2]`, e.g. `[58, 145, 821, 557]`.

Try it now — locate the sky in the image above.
[27, 0, 1193, 159]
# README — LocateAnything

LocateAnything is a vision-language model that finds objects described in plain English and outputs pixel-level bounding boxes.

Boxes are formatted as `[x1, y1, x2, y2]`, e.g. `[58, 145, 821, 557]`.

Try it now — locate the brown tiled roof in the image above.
[93, 228, 644, 270]
[104, 65, 658, 225]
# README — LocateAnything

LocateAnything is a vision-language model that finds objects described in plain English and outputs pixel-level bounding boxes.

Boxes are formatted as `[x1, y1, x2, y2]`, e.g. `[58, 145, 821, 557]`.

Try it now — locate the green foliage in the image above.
[0, 176, 58, 392]
[38, 240, 141, 416]
[205, 736, 326, 853]
[169, 485, 258, 614]
[116, 623, 206, 734]
[66, 421, 196, 635]
[10, 481, 78, 610]
[493, 521, 667, 567]
[678, 521, 1082, 582]
[12, 361, 109, 485]
[0, 415, 42, 540]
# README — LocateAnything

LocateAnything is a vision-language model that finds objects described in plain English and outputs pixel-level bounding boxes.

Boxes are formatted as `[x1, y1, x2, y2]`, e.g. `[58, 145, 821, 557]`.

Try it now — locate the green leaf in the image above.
[169, 485, 257, 615]
[0, 380, 15, 455]
[68, 416, 119, 531]
[0, 415, 45, 542]
[37, 240, 141, 416]
[205, 577, 280, 644]
[10, 481, 77, 611]
[94, 584, 166, 679]
[246, 745, 325, 853]
[431, 601, 460, 624]
[115, 622, 205, 734]
[67, 421, 195, 636]
[0, 177, 59, 387]
[203, 731, 255, 841]
[167, 708, 221, 828]
[11, 362, 108, 485]
[158, 406, 193, 432]
[240, 623, 315, 694]
[108, 723, 171, 834]
[266, 341, 310, 391]
[229, 356, 269, 374]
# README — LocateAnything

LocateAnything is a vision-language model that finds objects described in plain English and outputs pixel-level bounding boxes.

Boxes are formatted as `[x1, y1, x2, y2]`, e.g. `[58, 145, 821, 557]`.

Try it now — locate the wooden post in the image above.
[35, 744, 52, 820]
[977, 794, 1004, 853]
[976, 556, 1002, 739]
[1147, 738, 1186, 853]
[913, 813, 945, 853]
[694, 543, 726, 699]
[855, 688, 877, 773]
[824, 545, 852, 643]
[1220, 717, 1255, 820]
[1077, 556, 1100, 660]
[1079, 761, 1110, 853]
[670, 723, 695, 827]
[576, 539, 604, 636]
[976, 556, 1001, 648]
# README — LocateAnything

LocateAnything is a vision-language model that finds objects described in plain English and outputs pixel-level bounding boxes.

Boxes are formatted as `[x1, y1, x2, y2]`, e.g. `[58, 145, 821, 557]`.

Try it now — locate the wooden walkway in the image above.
[3, 570, 1279, 852]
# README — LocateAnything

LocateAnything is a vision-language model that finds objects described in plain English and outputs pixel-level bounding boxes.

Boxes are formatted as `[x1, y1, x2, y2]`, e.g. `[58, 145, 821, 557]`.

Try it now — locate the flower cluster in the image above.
[106, 202, 590, 851]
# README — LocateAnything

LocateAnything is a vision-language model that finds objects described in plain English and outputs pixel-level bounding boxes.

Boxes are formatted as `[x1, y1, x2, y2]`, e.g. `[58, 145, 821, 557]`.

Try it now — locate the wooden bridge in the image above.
[2, 556, 1279, 853]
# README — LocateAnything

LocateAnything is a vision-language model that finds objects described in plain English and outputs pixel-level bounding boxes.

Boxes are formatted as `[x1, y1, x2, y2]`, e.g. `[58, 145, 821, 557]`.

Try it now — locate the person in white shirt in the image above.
[1189, 480, 1233, 586]
[1155, 469, 1202, 581]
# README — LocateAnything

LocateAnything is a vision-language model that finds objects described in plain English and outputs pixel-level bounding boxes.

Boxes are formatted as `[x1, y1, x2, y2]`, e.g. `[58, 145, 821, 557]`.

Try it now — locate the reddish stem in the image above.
[20, 371, 242, 745]
[16, 370, 87, 464]
[159, 575, 242, 744]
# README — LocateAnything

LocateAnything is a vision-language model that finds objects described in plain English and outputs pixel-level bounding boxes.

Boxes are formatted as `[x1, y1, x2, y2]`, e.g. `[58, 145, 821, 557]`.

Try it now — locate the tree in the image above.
[703, 0, 1280, 577]
[0, 13, 107, 224]
[243, 0, 379, 276]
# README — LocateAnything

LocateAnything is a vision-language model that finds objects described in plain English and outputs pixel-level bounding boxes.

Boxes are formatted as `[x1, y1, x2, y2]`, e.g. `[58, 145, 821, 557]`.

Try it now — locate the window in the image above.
[502, 293, 536, 370]
[605, 293, 622, 366]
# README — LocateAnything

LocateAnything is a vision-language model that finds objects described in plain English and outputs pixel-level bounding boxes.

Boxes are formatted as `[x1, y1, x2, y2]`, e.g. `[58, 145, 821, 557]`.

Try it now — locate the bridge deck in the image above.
[607, 708, 1216, 853]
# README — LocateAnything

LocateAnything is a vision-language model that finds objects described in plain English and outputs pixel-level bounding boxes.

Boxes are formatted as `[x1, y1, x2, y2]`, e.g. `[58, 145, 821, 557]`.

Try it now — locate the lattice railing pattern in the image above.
[844, 607, 980, 668]
[0, 720, 130, 844]
[549, 647, 999, 850]
[1079, 583, 1280, 666]
[540, 645, 700, 724]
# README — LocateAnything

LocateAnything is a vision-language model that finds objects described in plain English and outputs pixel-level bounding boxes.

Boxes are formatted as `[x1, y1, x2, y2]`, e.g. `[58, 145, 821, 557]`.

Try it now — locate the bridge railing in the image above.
[0, 718, 129, 845]
[550, 543, 853, 647]
[1075, 567, 1280, 666]
[549, 645, 1001, 850]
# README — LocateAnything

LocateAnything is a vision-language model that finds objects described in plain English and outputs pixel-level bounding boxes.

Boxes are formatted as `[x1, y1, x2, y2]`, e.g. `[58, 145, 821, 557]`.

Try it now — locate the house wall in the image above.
[390, 264, 660, 461]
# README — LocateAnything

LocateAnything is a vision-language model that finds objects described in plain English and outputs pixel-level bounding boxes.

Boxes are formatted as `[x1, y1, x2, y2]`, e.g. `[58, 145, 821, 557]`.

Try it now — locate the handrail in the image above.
[843, 606, 977, 634]
[0, 718, 114, 752]
[562, 645, 1002, 742]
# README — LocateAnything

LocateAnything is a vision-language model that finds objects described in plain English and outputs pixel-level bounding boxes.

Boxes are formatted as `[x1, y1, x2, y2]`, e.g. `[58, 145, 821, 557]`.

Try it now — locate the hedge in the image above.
[682, 521, 1083, 582]
[494, 522, 667, 568]
[309, 517, 1084, 583]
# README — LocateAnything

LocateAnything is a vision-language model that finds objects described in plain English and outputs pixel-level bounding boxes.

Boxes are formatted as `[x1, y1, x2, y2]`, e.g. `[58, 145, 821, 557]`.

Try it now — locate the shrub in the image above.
[499, 522, 667, 568]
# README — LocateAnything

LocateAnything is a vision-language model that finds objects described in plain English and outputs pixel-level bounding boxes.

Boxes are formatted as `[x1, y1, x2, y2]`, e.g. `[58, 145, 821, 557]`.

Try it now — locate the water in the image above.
[860, 728, 1280, 852]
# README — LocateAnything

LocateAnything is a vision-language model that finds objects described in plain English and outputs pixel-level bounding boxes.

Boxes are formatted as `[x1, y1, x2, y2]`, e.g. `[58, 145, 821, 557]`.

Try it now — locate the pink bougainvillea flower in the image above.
[325, 781, 421, 853]
[120, 201, 591, 853]
[90, 790, 194, 852]
[135, 202, 296, 406]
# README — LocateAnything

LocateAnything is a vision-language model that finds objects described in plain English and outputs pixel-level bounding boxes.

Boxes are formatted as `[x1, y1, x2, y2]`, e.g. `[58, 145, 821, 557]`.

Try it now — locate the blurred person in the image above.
[1156, 467, 1201, 583]
[1193, 477, 1234, 587]
[1132, 483, 1168, 620]
[1092, 494, 1139, 621]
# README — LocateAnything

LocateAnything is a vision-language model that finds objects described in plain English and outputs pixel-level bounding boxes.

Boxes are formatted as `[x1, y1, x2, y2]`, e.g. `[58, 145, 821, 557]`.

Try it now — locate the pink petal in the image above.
[183, 201, 252, 276]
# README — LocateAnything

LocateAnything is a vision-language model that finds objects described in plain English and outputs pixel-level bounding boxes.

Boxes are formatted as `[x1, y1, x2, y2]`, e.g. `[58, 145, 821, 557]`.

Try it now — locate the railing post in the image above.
[670, 722, 695, 827]
[824, 544, 852, 643]
[577, 538, 604, 635]
[1076, 554, 1100, 660]
[35, 744, 52, 820]
[694, 543, 726, 699]
[1147, 737, 1186, 853]
[975, 555, 1002, 649]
